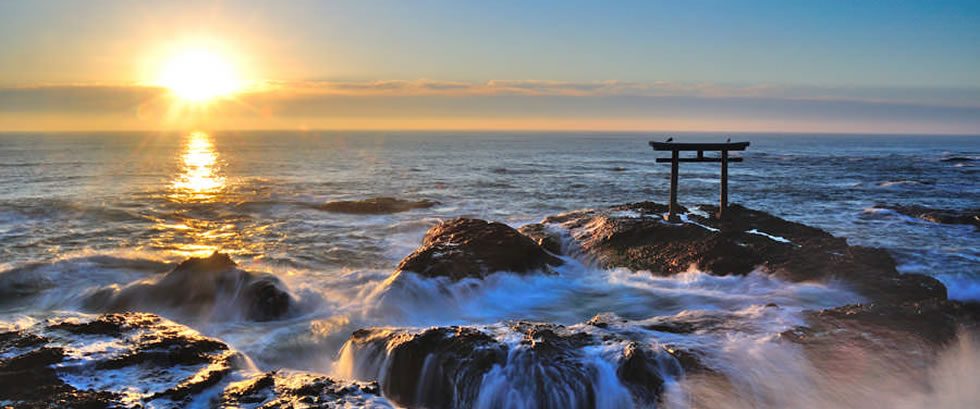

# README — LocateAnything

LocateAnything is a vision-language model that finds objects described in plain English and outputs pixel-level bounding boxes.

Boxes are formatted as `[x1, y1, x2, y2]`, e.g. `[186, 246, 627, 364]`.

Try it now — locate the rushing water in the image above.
[0, 131, 977, 408]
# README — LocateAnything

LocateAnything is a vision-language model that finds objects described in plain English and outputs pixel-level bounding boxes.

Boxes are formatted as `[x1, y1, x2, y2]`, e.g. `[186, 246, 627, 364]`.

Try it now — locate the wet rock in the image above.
[316, 197, 438, 214]
[617, 342, 681, 403]
[344, 326, 507, 409]
[517, 222, 564, 255]
[85, 252, 294, 321]
[778, 299, 980, 389]
[220, 371, 390, 408]
[874, 203, 980, 229]
[1, 313, 233, 408]
[941, 156, 973, 162]
[396, 217, 563, 280]
[341, 320, 699, 409]
[527, 202, 948, 304]
[782, 299, 980, 348]
[1, 312, 394, 409]
[0, 337, 117, 409]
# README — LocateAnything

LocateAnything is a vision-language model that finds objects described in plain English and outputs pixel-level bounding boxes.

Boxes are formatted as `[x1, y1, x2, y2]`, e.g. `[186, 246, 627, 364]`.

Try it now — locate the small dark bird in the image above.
[665, 137, 673, 143]
[726, 137, 731, 143]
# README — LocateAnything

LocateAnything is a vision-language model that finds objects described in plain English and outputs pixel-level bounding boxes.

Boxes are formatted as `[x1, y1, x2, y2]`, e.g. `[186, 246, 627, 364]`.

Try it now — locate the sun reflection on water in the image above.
[171, 131, 226, 201]
[150, 131, 282, 260]
[161, 131, 231, 258]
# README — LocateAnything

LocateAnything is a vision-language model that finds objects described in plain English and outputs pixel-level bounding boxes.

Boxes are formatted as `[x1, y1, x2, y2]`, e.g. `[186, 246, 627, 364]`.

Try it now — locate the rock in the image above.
[0, 312, 393, 409]
[874, 203, 980, 229]
[0, 335, 119, 409]
[341, 320, 701, 409]
[779, 300, 980, 386]
[526, 202, 947, 304]
[85, 252, 294, 322]
[0, 313, 234, 408]
[941, 156, 973, 162]
[782, 300, 980, 348]
[316, 197, 438, 214]
[220, 371, 390, 408]
[617, 342, 682, 403]
[345, 326, 507, 408]
[517, 222, 564, 254]
[396, 218, 563, 280]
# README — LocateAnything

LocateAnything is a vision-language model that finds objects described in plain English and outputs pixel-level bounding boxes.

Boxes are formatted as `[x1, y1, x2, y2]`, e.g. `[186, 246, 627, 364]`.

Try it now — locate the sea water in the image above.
[0, 131, 977, 408]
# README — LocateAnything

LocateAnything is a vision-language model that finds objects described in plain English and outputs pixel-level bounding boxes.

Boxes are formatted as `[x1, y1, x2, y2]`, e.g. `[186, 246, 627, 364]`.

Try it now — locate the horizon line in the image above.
[1, 127, 977, 137]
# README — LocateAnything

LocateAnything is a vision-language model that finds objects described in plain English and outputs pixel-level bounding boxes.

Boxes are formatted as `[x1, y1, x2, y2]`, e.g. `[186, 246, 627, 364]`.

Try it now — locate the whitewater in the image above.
[0, 131, 977, 408]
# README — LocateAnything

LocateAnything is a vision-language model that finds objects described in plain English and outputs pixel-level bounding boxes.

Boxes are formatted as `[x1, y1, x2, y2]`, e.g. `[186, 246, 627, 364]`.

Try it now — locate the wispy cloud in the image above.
[1, 80, 978, 133]
[249, 79, 980, 106]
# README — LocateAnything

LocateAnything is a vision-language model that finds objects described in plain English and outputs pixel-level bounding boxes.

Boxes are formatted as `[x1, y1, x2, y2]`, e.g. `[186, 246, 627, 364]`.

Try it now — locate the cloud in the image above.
[0, 84, 168, 113]
[1, 80, 978, 133]
[248, 80, 980, 106]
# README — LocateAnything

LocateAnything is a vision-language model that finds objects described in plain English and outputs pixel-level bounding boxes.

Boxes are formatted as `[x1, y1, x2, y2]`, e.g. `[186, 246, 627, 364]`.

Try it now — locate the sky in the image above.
[0, 0, 978, 133]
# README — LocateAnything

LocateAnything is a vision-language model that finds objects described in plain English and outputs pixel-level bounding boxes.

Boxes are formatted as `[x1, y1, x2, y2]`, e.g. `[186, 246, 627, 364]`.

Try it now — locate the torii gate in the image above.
[649, 140, 750, 221]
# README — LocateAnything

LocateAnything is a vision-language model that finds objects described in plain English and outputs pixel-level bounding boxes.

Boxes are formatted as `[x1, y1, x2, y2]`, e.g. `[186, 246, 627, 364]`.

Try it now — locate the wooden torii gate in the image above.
[649, 140, 750, 221]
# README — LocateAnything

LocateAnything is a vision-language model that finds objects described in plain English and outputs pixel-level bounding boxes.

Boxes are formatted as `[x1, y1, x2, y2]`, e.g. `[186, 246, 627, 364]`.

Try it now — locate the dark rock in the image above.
[346, 326, 506, 409]
[96, 335, 228, 370]
[661, 346, 709, 374]
[527, 202, 948, 304]
[396, 218, 563, 280]
[874, 203, 980, 229]
[941, 156, 973, 162]
[49, 312, 145, 337]
[779, 300, 980, 386]
[782, 299, 980, 348]
[316, 197, 438, 214]
[343, 320, 702, 409]
[517, 223, 564, 255]
[617, 342, 674, 403]
[85, 252, 294, 321]
[221, 372, 387, 408]
[2, 312, 393, 409]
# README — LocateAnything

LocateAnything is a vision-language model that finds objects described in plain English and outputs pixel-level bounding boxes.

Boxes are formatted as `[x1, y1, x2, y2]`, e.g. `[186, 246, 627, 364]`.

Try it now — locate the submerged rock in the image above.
[0, 312, 391, 409]
[524, 202, 947, 304]
[340, 320, 696, 409]
[396, 217, 563, 280]
[940, 156, 974, 162]
[874, 203, 980, 229]
[316, 197, 438, 214]
[85, 252, 294, 322]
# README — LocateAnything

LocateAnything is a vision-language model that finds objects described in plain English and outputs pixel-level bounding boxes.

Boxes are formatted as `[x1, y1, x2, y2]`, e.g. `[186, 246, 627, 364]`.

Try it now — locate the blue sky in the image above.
[0, 0, 977, 132]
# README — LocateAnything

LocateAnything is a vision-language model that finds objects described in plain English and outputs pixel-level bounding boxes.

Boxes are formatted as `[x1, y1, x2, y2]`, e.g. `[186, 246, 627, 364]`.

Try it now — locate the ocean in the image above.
[0, 130, 977, 408]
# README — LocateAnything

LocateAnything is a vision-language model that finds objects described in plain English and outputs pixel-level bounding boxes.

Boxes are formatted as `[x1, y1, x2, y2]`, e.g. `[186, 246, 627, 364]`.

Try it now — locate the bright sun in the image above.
[158, 48, 242, 102]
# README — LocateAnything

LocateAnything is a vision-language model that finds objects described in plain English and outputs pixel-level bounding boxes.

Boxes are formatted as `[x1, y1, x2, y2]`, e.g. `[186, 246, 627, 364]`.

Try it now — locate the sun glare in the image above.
[158, 48, 242, 102]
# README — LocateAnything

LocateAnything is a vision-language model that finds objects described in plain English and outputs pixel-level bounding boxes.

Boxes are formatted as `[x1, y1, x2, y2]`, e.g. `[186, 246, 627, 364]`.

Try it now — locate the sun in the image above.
[158, 48, 242, 102]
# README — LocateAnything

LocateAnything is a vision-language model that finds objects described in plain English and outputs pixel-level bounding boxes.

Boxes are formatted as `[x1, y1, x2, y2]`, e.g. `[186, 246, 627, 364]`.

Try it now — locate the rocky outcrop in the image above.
[396, 218, 563, 280]
[779, 299, 980, 385]
[343, 326, 507, 408]
[523, 202, 947, 304]
[341, 320, 698, 409]
[0, 312, 391, 409]
[85, 252, 294, 321]
[316, 197, 438, 214]
[782, 299, 979, 349]
[873, 203, 980, 229]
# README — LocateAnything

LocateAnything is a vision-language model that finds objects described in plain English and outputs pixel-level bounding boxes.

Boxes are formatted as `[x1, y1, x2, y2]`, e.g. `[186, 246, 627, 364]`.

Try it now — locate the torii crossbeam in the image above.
[649, 141, 750, 221]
